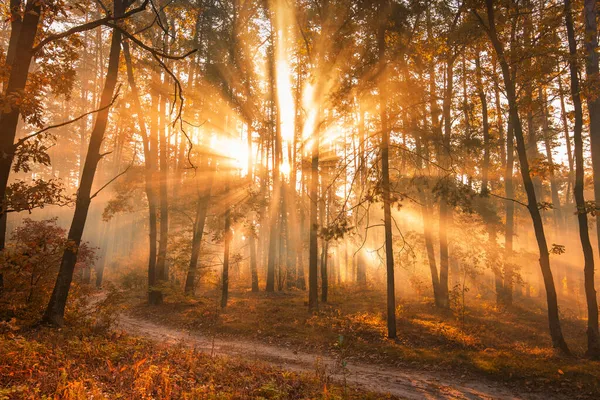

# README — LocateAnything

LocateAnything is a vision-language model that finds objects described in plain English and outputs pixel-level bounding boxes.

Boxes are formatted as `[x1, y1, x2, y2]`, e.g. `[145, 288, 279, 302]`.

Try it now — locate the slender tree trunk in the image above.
[319, 169, 328, 302]
[540, 87, 562, 228]
[156, 80, 169, 291]
[308, 123, 319, 312]
[42, 0, 123, 326]
[480, 0, 570, 354]
[221, 202, 232, 308]
[476, 52, 490, 195]
[438, 56, 455, 309]
[417, 130, 440, 304]
[566, 0, 600, 359]
[0, 0, 42, 252]
[250, 232, 259, 292]
[356, 105, 367, 285]
[378, 17, 396, 339]
[123, 41, 160, 304]
[504, 120, 515, 306]
[184, 162, 214, 295]
[584, 0, 600, 282]
[297, 199, 307, 290]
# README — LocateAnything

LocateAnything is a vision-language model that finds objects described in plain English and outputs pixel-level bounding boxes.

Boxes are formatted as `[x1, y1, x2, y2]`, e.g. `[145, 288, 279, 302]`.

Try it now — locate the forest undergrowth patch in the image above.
[0, 324, 391, 399]
[130, 286, 600, 398]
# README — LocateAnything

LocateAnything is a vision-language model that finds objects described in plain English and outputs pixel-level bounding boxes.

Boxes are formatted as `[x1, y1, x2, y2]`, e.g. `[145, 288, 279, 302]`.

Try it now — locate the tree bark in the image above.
[184, 161, 214, 295]
[476, 51, 490, 195]
[156, 78, 169, 292]
[123, 41, 160, 304]
[221, 203, 232, 308]
[479, 0, 570, 354]
[42, 0, 123, 326]
[566, 0, 600, 359]
[0, 0, 42, 251]
[308, 123, 319, 312]
[378, 16, 397, 339]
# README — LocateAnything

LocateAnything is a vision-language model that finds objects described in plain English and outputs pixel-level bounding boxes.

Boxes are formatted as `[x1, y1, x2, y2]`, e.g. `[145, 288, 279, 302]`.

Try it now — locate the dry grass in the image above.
[0, 325, 393, 399]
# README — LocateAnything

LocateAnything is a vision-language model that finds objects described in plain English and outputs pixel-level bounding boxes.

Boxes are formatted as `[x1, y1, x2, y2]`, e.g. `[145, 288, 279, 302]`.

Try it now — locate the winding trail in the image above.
[117, 313, 551, 399]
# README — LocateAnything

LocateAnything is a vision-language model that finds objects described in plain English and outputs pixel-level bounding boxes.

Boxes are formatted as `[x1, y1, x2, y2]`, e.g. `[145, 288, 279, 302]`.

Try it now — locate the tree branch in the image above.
[32, 0, 150, 53]
[15, 87, 121, 148]
[90, 165, 132, 200]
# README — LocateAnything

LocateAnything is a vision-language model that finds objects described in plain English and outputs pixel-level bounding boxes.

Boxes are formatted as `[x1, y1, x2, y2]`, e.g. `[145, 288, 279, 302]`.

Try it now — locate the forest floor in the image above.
[126, 286, 600, 399]
[0, 320, 387, 399]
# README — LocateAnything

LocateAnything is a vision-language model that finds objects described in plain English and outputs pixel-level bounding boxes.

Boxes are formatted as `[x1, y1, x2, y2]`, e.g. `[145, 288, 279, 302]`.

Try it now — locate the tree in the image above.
[472, 0, 570, 354]
[568, 0, 600, 359]
[42, 0, 126, 326]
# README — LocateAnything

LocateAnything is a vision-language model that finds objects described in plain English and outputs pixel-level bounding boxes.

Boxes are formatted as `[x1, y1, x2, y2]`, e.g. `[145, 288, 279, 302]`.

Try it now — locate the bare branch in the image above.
[90, 165, 132, 201]
[113, 24, 198, 60]
[32, 0, 150, 53]
[15, 87, 121, 148]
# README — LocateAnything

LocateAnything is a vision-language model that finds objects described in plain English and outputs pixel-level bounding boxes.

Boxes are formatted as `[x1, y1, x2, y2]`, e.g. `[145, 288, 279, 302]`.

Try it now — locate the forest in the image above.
[2, 0, 600, 398]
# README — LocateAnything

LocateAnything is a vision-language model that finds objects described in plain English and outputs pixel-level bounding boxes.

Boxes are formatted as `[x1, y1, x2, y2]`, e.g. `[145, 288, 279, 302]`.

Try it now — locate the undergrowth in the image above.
[0, 326, 392, 399]
[130, 286, 600, 398]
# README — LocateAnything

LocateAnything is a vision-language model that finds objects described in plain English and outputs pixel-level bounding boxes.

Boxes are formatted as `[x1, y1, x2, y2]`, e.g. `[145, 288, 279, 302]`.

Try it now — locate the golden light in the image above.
[209, 135, 249, 177]
[280, 161, 291, 177]
[274, 0, 296, 144]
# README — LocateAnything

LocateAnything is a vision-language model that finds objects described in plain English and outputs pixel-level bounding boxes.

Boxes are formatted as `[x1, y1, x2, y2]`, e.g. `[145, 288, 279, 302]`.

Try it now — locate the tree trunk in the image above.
[250, 232, 259, 292]
[356, 105, 367, 285]
[0, 0, 42, 251]
[476, 51, 490, 195]
[558, 74, 575, 208]
[480, 0, 570, 354]
[308, 124, 319, 312]
[184, 161, 214, 295]
[221, 204, 232, 308]
[123, 41, 160, 304]
[567, 0, 600, 359]
[438, 56, 455, 309]
[540, 87, 562, 228]
[156, 80, 169, 294]
[42, 0, 123, 326]
[378, 18, 397, 339]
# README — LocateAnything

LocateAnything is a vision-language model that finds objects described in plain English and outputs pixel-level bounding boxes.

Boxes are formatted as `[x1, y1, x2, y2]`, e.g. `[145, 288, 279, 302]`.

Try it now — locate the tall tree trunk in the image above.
[567, 0, 600, 359]
[123, 41, 159, 304]
[584, 0, 600, 283]
[540, 87, 562, 228]
[438, 55, 455, 309]
[221, 202, 232, 308]
[504, 119, 515, 306]
[250, 231, 259, 292]
[297, 195, 307, 290]
[558, 74, 575, 208]
[247, 126, 260, 292]
[378, 18, 397, 339]
[416, 128, 440, 304]
[479, 0, 570, 354]
[356, 105, 367, 285]
[42, 0, 123, 326]
[308, 123, 319, 312]
[184, 161, 214, 295]
[0, 0, 42, 252]
[476, 51, 490, 195]
[319, 170, 328, 302]
[156, 80, 169, 292]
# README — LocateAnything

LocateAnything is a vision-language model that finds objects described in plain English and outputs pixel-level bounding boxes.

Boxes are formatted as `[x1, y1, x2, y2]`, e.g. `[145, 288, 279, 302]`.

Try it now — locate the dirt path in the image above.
[117, 313, 551, 399]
